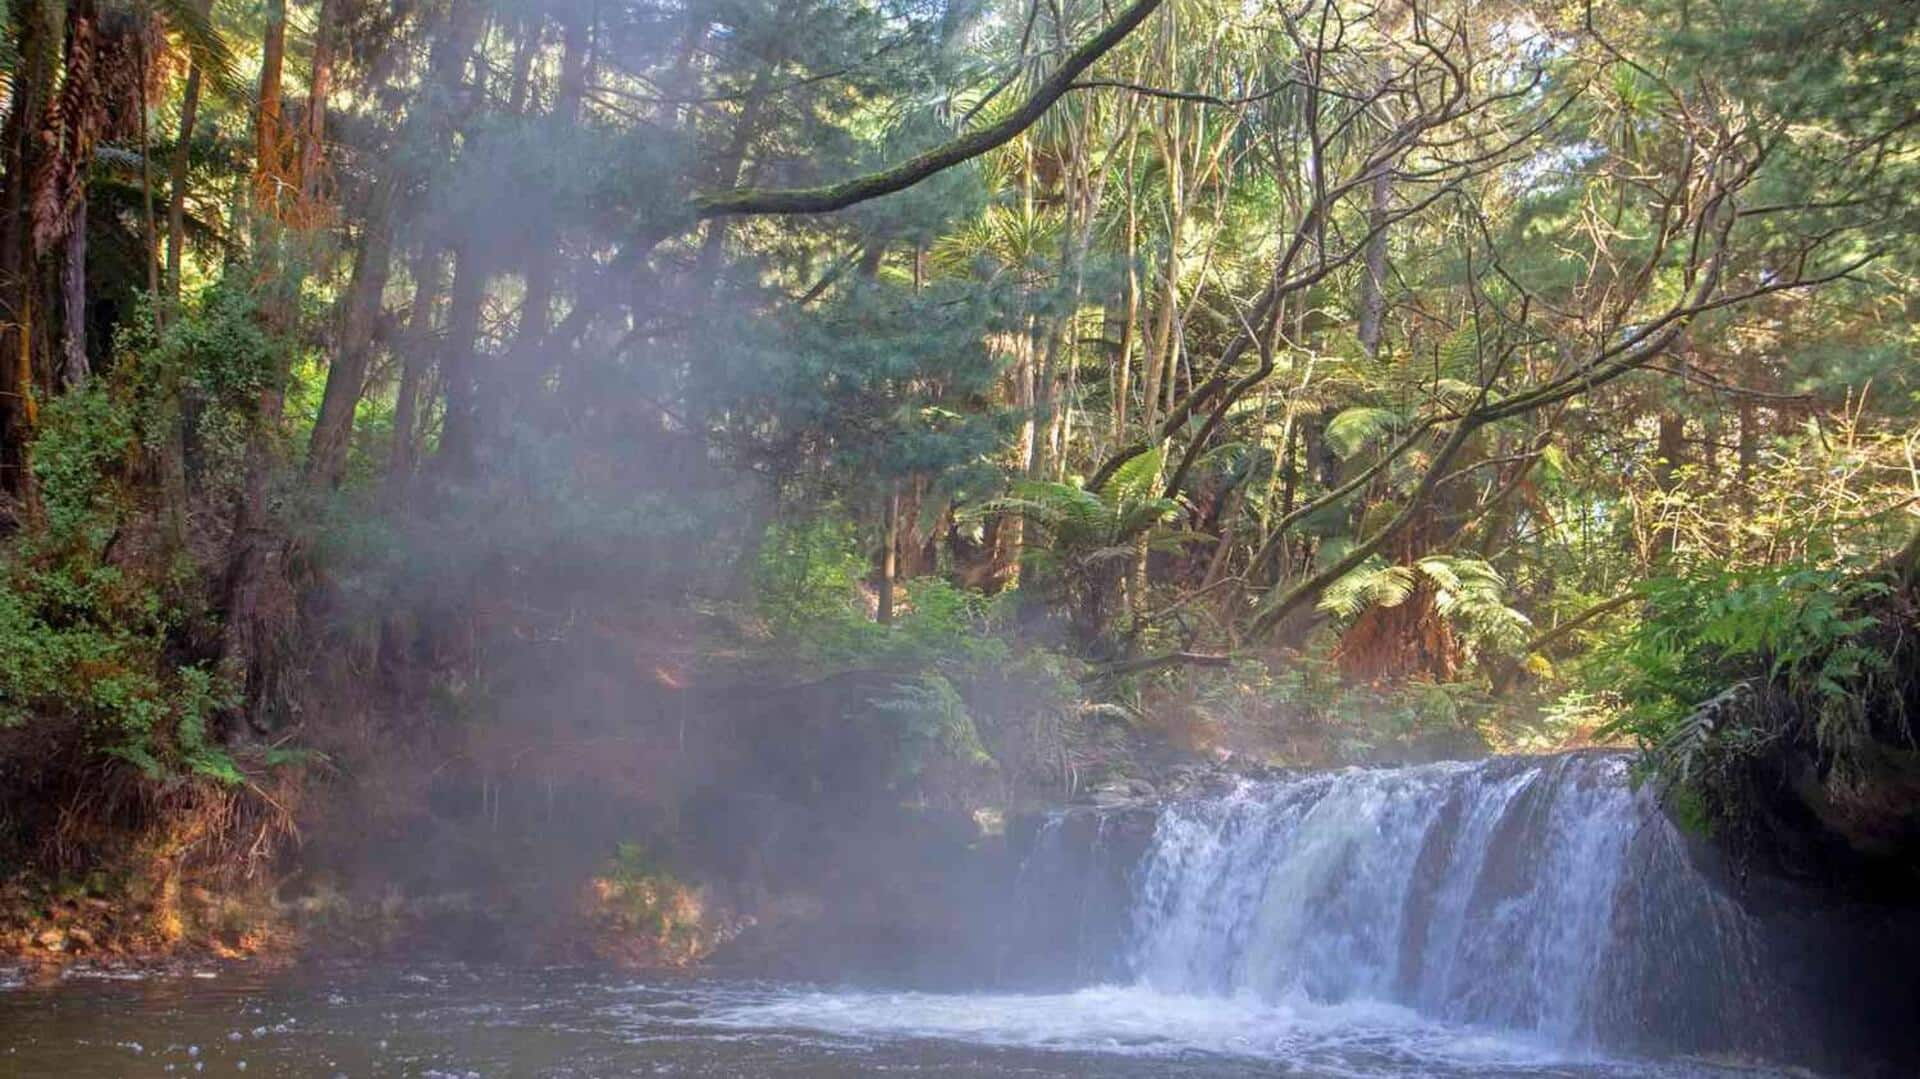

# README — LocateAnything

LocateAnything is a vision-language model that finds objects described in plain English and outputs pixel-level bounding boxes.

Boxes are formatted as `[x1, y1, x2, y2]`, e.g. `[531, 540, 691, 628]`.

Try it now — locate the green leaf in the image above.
[1101, 444, 1165, 506]
[1325, 407, 1403, 458]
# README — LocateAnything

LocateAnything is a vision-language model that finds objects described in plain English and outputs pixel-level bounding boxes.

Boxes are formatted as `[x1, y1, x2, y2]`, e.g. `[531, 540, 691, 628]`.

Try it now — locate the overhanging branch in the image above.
[690, 0, 1166, 218]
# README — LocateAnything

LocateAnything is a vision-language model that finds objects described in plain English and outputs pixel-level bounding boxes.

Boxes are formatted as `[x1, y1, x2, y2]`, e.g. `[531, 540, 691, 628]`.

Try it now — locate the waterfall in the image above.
[998, 751, 1920, 1070]
[1124, 753, 1772, 1054]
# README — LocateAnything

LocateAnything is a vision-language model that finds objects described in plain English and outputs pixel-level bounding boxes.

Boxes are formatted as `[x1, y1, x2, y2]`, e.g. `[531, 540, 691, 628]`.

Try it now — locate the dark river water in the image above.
[0, 964, 1795, 1078]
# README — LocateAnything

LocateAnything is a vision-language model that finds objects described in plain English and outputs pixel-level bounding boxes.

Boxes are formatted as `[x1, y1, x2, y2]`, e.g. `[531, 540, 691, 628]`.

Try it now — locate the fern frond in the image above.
[1325, 407, 1403, 458]
[1102, 444, 1165, 506]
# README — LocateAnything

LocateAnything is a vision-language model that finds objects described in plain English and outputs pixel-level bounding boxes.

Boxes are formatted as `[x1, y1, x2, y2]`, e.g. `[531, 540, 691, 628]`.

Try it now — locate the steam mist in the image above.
[284, 0, 1029, 968]
[2, 0, 1917, 1075]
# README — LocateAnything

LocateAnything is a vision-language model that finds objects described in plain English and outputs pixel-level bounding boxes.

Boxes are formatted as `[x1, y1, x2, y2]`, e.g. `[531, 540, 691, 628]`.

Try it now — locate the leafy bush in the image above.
[748, 517, 1020, 790]
[589, 842, 706, 961]
[0, 286, 278, 785]
[752, 517, 872, 643]
[981, 446, 1190, 638]
[868, 672, 994, 784]
[751, 516, 1008, 666]
[0, 544, 241, 783]
[1318, 554, 1533, 662]
[1593, 561, 1892, 781]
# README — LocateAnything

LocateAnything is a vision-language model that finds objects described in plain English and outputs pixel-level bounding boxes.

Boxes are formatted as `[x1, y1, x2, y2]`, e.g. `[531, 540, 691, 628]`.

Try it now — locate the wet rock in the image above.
[34, 928, 64, 952]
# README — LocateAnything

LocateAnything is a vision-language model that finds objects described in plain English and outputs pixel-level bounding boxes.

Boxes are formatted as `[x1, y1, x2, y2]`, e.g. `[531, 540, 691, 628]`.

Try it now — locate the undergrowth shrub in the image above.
[1574, 551, 1917, 849]
[586, 842, 707, 964]
[750, 517, 1076, 797]
[1592, 560, 1893, 781]
[751, 517, 1008, 666]
[1, 280, 298, 862]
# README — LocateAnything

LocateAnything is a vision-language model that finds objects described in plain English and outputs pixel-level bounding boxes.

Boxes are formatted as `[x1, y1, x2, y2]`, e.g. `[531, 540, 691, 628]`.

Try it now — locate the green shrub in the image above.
[750, 516, 1008, 667]
[752, 517, 870, 643]
[868, 672, 994, 784]
[1593, 560, 1891, 783]
[0, 283, 280, 785]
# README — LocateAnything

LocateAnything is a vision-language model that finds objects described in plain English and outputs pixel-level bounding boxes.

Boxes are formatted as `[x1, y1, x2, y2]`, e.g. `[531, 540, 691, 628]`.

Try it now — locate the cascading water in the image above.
[12, 753, 1915, 1076]
[1123, 752, 1774, 1056]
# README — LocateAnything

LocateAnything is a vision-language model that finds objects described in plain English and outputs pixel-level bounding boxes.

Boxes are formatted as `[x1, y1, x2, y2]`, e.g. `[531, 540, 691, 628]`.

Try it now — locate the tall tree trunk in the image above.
[1736, 399, 1757, 501]
[693, 64, 774, 292]
[506, 16, 539, 114]
[1356, 164, 1391, 360]
[879, 483, 899, 624]
[159, 3, 207, 546]
[164, 54, 203, 305]
[219, 0, 295, 735]
[1113, 282, 1136, 442]
[221, 273, 297, 734]
[297, 0, 339, 209]
[504, 8, 590, 410]
[306, 192, 395, 487]
[1651, 410, 1686, 559]
[252, 0, 288, 216]
[1140, 105, 1185, 434]
[412, 0, 490, 477]
[0, 0, 55, 501]
[138, 31, 159, 303]
[434, 243, 486, 474]
[60, 201, 89, 387]
[388, 249, 445, 497]
[297, 0, 370, 490]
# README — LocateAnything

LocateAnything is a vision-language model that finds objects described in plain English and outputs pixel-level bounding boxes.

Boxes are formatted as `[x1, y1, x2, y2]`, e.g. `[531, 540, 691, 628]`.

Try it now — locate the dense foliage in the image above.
[0, 0, 1913, 901]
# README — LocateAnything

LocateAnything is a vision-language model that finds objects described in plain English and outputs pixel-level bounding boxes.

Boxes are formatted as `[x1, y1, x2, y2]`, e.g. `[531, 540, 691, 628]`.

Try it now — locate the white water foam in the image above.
[634, 982, 1777, 1077]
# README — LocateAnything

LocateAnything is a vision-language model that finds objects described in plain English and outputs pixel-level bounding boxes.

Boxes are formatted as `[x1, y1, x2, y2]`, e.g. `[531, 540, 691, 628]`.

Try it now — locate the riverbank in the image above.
[5, 755, 1918, 1077]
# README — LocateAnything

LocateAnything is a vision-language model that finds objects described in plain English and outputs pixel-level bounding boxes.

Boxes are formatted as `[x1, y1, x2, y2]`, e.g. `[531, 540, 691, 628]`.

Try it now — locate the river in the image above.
[0, 964, 1788, 1076]
[4, 752, 1910, 1076]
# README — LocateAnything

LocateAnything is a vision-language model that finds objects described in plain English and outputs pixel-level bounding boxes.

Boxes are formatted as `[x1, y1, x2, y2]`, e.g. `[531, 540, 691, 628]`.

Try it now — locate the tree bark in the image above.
[503, 8, 590, 407]
[1356, 164, 1391, 360]
[694, 61, 776, 291]
[0, 0, 54, 500]
[297, 0, 339, 208]
[879, 484, 899, 624]
[218, 2, 295, 733]
[252, 0, 288, 214]
[388, 249, 445, 496]
[164, 52, 203, 305]
[306, 192, 394, 487]
[1652, 410, 1686, 558]
[60, 201, 89, 387]
[434, 243, 486, 474]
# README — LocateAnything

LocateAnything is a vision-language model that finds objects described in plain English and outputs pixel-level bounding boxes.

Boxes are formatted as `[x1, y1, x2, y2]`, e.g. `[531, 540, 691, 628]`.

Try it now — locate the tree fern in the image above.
[1100, 443, 1165, 505]
[1319, 554, 1531, 657]
[1318, 556, 1417, 617]
[1325, 407, 1404, 458]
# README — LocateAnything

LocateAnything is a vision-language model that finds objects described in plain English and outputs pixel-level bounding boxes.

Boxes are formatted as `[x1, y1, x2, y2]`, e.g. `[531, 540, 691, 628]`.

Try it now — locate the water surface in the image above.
[0, 964, 1791, 1077]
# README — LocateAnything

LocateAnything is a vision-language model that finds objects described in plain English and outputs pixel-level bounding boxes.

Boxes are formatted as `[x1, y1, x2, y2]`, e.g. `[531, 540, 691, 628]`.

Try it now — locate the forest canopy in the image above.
[0, 0, 1914, 911]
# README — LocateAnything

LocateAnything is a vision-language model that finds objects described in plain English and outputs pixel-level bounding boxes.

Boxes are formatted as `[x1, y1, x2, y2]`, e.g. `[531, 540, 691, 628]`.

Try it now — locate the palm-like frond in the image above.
[1318, 556, 1417, 618]
[1325, 406, 1403, 458]
[1100, 443, 1163, 504]
[142, 0, 245, 103]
